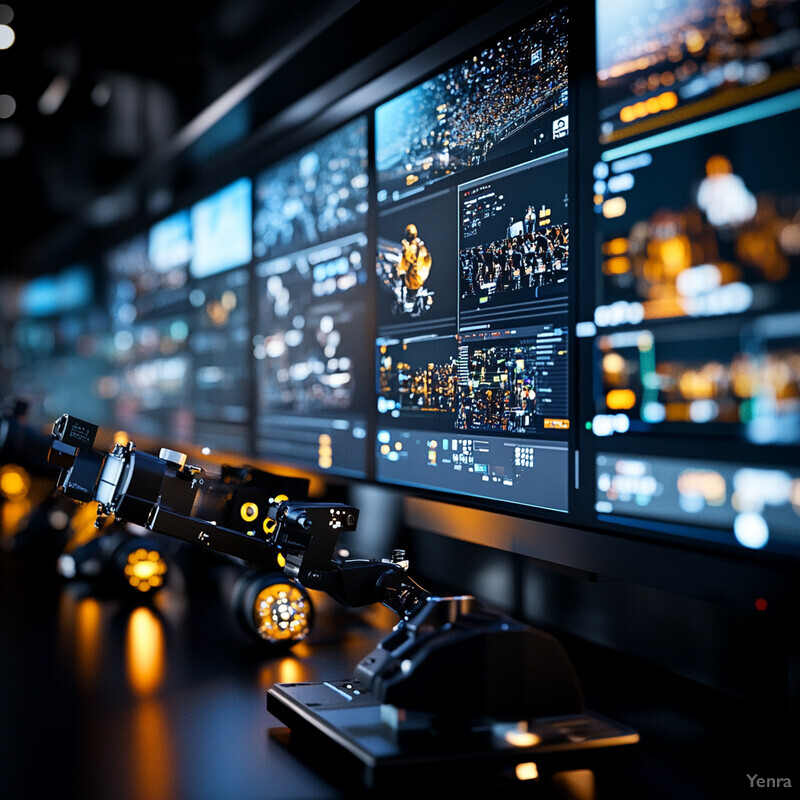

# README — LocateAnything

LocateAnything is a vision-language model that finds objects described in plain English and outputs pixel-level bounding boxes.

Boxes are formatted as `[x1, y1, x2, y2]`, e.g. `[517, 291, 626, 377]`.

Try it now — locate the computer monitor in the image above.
[580, 0, 800, 560]
[189, 177, 253, 279]
[373, 2, 572, 514]
[188, 178, 255, 453]
[104, 231, 195, 442]
[251, 115, 371, 477]
[4, 265, 109, 427]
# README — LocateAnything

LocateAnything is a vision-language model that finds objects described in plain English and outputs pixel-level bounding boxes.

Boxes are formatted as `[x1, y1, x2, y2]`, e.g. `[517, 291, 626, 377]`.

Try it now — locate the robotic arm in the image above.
[47, 413, 430, 619]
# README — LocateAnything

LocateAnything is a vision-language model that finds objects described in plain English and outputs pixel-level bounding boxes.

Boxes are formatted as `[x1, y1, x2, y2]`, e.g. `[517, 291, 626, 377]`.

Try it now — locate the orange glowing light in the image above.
[505, 730, 543, 748]
[657, 235, 692, 277]
[602, 256, 631, 275]
[664, 402, 691, 421]
[645, 96, 661, 115]
[658, 91, 678, 110]
[258, 655, 310, 690]
[516, 762, 540, 781]
[67, 502, 107, 549]
[736, 230, 789, 282]
[544, 418, 570, 430]
[606, 389, 637, 410]
[602, 237, 628, 256]
[206, 300, 229, 326]
[253, 583, 311, 643]
[1, 498, 31, 539]
[619, 90, 677, 124]
[130, 700, 175, 800]
[676, 469, 726, 505]
[685, 29, 705, 53]
[602, 351, 627, 377]
[0, 465, 30, 501]
[124, 549, 167, 592]
[602, 198, 626, 219]
[126, 607, 165, 696]
[705, 154, 732, 176]
[75, 597, 102, 690]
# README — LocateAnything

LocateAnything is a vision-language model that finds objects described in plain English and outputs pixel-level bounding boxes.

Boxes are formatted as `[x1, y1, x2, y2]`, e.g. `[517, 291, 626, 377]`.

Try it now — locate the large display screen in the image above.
[5, 266, 110, 427]
[582, 0, 800, 558]
[373, 3, 572, 513]
[104, 231, 195, 441]
[252, 116, 371, 477]
[103, 187, 255, 449]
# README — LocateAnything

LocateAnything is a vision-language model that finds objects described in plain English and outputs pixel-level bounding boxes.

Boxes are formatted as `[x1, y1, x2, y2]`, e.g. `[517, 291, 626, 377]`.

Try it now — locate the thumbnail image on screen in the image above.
[458, 325, 569, 434]
[149, 209, 193, 273]
[106, 232, 192, 322]
[596, 0, 800, 145]
[375, 4, 569, 204]
[594, 317, 800, 445]
[458, 149, 570, 325]
[375, 190, 459, 332]
[253, 116, 369, 261]
[593, 106, 800, 325]
[18, 266, 94, 318]
[377, 323, 569, 433]
[190, 177, 253, 279]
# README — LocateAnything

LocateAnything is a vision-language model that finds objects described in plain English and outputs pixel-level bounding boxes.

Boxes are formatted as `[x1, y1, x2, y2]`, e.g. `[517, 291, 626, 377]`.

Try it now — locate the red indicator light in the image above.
[755, 597, 768, 612]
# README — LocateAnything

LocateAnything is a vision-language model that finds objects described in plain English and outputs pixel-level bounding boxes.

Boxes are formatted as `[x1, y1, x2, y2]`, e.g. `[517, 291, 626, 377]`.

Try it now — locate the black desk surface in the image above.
[1, 538, 797, 800]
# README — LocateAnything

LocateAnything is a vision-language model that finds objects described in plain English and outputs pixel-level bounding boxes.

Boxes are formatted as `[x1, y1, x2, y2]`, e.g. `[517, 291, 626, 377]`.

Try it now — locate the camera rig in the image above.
[47, 413, 638, 792]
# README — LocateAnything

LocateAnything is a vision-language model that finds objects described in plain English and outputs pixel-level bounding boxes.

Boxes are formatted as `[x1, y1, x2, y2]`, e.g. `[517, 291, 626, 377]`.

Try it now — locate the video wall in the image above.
[3, 0, 799, 563]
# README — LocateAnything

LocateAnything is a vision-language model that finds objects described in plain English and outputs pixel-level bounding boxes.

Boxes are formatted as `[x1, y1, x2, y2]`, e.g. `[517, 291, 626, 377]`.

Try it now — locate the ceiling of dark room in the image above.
[0, 0, 508, 278]
[1, 0, 353, 274]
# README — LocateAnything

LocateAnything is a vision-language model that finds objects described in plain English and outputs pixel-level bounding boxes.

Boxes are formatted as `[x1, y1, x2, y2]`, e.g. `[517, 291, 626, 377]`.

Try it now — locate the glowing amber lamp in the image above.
[253, 582, 311, 643]
[124, 548, 167, 592]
